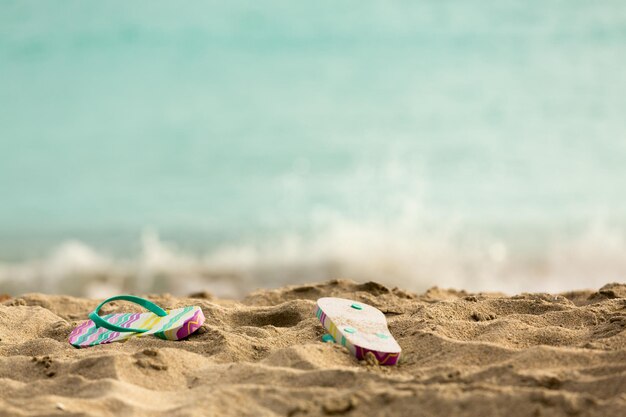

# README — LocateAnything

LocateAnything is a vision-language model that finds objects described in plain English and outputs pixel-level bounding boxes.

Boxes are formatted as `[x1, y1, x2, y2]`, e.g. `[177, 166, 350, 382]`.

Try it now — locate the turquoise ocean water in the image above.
[1, 1, 626, 296]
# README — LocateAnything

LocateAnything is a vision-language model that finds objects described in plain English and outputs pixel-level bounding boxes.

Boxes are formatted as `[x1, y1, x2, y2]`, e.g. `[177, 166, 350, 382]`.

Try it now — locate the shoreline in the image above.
[1, 280, 625, 416]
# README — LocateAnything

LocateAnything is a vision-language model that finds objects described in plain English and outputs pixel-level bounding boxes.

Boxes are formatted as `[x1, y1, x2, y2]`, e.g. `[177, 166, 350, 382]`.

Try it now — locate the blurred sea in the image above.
[1, 1, 626, 297]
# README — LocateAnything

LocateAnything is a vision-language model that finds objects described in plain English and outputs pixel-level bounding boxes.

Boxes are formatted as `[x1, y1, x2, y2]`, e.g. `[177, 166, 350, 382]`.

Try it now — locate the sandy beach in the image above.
[0, 280, 625, 416]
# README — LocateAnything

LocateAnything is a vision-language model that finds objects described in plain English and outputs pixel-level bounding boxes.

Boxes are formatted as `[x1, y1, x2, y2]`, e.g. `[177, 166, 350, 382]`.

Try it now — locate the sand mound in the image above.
[0, 280, 625, 416]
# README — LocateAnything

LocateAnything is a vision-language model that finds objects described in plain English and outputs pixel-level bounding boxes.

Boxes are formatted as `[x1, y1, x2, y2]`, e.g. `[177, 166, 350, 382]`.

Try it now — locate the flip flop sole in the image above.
[69, 306, 205, 348]
[316, 297, 401, 365]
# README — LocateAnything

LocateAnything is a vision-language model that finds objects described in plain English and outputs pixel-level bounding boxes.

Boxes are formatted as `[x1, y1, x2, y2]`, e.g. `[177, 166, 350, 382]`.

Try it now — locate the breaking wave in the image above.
[1, 215, 625, 298]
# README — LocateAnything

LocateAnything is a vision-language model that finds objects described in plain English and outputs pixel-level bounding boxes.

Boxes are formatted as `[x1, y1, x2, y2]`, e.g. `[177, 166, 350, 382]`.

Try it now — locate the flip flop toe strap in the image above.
[88, 295, 168, 333]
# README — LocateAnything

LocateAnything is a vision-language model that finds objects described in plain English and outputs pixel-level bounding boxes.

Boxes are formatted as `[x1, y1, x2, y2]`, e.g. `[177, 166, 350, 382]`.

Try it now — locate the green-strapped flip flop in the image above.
[68, 295, 205, 348]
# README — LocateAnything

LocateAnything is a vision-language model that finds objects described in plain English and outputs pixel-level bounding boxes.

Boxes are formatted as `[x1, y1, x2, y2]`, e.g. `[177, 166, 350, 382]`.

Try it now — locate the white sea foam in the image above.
[1, 216, 624, 298]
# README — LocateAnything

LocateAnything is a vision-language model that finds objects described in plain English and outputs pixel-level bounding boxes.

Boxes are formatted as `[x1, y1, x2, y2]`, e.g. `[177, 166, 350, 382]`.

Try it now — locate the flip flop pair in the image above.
[316, 297, 401, 365]
[68, 295, 205, 348]
[68, 293, 398, 363]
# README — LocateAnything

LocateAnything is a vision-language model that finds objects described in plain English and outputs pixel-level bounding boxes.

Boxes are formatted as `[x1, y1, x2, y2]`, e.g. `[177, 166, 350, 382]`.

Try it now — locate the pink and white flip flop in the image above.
[316, 297, 401, 365]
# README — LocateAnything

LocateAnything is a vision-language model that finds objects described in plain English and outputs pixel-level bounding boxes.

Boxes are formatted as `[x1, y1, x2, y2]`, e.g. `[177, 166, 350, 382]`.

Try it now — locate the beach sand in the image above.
[0, 280, 625, 416]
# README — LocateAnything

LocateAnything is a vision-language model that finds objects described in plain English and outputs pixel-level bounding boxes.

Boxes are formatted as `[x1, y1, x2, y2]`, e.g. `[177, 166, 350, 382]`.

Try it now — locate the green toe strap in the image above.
[88, 295, 168, 333]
